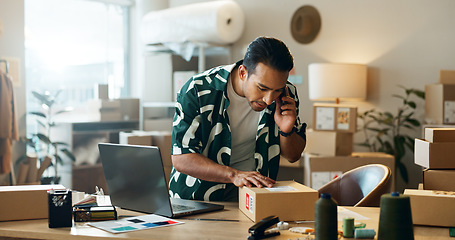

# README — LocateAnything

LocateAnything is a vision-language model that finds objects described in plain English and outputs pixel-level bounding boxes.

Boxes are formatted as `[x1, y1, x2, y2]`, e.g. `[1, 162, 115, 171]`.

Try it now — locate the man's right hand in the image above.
[231, 170, 275, 188]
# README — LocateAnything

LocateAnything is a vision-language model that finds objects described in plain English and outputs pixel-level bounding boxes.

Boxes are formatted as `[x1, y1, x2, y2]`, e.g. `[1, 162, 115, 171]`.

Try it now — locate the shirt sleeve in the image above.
[171, 83, 204, 155]
[287, 82, 307, 141]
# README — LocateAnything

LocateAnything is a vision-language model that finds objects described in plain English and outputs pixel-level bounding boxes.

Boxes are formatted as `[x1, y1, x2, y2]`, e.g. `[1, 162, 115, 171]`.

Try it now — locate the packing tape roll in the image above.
[141, 0, 245, 45]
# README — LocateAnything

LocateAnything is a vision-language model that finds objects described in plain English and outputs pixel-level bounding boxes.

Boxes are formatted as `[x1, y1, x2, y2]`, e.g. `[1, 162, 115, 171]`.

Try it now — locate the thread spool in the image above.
[315, 193, 338, 240]
[378, 192, 414, 240]
[354, 229, 376, 239]
[343, 217, 355, 238]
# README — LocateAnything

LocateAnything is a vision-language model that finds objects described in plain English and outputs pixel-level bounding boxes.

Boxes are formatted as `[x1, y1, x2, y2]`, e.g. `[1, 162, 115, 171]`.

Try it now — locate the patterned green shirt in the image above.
[169, 62, 307, 201]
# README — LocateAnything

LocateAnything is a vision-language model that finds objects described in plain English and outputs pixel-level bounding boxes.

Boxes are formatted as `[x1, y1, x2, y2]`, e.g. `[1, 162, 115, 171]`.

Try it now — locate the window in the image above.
[25, 0, 131, 112]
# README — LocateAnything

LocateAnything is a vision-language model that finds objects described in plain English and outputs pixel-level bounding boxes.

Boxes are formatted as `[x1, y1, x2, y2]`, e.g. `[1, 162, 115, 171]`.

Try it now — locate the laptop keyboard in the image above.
[172, 204, 196, 211]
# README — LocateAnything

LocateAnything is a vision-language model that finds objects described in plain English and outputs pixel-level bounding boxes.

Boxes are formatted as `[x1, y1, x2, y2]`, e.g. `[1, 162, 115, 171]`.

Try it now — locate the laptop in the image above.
[98, 143, 224, 218]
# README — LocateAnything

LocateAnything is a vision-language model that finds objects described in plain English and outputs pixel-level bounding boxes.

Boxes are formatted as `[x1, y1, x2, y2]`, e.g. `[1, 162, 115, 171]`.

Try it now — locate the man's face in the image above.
[240, 63, 289, 112]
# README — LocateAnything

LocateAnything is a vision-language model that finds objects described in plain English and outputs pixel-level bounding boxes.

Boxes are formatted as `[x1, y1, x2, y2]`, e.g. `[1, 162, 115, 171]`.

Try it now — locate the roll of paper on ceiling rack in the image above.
[354, 229, 376, 239]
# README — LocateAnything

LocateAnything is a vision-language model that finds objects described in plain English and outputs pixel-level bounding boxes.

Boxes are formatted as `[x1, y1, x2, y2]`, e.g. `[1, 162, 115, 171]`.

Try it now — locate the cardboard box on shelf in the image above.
[424, 127, 455, 143]
[404, 189, 455, 227]
[303, 152, 395, 190]
[423, 169, 455, 192]
[0, 185, 65, 221]
[119, 131, 153, 146]
[312, 103, 357, 133]
[414, 138, 455, 169]
[239, 181, 318, 222]
[119, 98, 140, 121]
[143, 118, 173, 132]
[439, 70, 455, 85]
[425, 83, 455, 124]
[304, 129, 353, 156]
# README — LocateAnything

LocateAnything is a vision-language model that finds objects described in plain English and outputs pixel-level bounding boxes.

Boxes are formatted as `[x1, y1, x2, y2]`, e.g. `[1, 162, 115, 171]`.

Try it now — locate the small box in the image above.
[304, 129, 353, 156]
[143, 118, 173, 132]
[303, 152, 395, 190]
[423, 169, 455, 191]
[312, 103, 357, 133]
[119, 131, 153, 146]
[404, 189, 455, 227]
[414, 138, 455, 169]
[238, 181, 318, 222]
[425, 83, 455, 124]
[425, 127, 455, 143]
[439, 70, 455, 85]
[0, 184, 65, 221]
[94, 84, 109, 100]
[119, 98, 140, 121]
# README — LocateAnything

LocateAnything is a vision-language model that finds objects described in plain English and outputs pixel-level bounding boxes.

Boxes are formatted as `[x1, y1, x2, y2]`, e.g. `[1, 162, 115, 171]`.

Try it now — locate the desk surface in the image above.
[0, 202, 451, 240]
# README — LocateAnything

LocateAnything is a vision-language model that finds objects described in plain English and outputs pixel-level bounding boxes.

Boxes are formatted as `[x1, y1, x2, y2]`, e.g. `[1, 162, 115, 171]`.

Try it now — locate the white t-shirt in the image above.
[226, 77, 260, 171]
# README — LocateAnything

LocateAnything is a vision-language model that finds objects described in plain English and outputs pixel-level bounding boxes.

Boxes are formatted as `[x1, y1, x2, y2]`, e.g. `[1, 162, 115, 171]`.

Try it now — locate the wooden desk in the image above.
[0, 202, 451, 240]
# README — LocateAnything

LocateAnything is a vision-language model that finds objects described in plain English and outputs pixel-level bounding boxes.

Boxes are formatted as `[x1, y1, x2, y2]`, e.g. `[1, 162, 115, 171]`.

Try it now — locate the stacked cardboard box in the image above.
[415, 127, 455, 191]
[425, 70, 455, 124]
[305, 103, 356, 156]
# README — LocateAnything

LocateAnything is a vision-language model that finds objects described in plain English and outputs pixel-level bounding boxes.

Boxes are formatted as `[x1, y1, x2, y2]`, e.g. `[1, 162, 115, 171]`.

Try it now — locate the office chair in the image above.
[317, 164, 392, 207]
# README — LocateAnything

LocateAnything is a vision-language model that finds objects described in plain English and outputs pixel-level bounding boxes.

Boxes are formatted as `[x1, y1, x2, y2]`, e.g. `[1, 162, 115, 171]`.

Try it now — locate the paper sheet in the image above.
[88, 214, 184, 234]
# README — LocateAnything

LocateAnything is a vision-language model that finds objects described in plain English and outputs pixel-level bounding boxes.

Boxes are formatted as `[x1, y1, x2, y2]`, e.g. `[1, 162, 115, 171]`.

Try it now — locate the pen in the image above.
[185, 218, 240, 222]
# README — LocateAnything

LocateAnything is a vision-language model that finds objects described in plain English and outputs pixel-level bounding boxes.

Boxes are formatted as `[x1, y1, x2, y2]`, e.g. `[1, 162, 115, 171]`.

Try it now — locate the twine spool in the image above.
[354, 229, 376, 239]
[343, 217, 355, 238]
[378, 192, 414, 240]
[315, 193, 338, 240]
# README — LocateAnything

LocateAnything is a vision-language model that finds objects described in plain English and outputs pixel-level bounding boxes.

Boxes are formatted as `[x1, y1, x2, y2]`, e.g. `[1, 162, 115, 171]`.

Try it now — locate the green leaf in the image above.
[397, 161, 409, 183]
[55, 155, 63, 165]
[392, 94, 405, 100]
[53, 142, 69, 146]
[407, 101, 416, 109]
[29, 111, 47, 119]
[394, 135, 406, 161]
[60, 148, 76, 162]
[405, 118, 421, 127]
[32, 91, 53, 107]
[384, 112, 394, 119]
[411, 89, 425, 99]
[35, 133, 51, 145]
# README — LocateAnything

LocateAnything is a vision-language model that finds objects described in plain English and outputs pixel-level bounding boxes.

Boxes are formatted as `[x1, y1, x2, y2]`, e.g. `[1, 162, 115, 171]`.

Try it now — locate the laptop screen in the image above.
[98, 143, 173, 217]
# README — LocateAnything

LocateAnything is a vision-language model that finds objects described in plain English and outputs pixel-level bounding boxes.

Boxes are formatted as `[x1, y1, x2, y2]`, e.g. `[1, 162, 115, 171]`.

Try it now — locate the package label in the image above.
[444, 101, 455, 123]
[337, 108, 350, 130]
[311, 171, 342, 189]
[315, 107, 335, 130]
[245, 193, 254, 213]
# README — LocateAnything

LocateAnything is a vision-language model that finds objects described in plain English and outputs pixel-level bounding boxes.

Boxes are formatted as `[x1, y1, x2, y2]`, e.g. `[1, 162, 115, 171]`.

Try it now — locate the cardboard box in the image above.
[303, 152, 395, 190]
[304, 129, 353, 156]
[119, 98, 140, 121]
[239, 181, 318, 222]
[425, 83, 455, 124]
[312, 103, 357, 133]
[119, 131, 153, 146]
[439, 70, 455, 85]
[404, 189, 455, 227]
[0, 184, 65, 221]
[423, 169, 455, 191]
[414, 138, 455, 169]
[424, 127, 455, 142]
[143, 118, 173, 132]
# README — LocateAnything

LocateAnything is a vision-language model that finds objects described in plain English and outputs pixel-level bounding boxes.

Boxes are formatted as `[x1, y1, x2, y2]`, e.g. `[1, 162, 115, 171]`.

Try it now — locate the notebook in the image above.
[98, 143, 224, 218]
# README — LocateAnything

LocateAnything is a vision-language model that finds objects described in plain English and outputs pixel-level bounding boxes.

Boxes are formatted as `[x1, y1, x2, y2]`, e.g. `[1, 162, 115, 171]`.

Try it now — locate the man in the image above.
[169, 37, 307, 201]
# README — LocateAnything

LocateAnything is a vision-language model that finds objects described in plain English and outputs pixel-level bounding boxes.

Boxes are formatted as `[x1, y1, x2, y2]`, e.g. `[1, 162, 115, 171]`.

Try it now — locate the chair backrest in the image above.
[317, 164, 392, 207]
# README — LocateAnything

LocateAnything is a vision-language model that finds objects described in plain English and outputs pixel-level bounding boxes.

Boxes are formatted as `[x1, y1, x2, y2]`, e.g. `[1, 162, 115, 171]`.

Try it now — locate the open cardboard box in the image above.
[239, 181, 318, 222]
[414, 138, 455, 169]
[404, 189, 455, 227]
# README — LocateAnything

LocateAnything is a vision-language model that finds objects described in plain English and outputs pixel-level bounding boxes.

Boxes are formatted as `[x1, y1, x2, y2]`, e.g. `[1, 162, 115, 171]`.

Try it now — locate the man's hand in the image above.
[231, 170, 275, 188]
[274, 87, 297, 134]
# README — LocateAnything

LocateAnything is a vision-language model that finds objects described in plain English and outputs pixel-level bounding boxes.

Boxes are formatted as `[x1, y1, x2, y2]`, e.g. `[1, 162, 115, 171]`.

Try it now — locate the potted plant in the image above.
[20, 90, 75, 184]
[357, 85, 425, 184]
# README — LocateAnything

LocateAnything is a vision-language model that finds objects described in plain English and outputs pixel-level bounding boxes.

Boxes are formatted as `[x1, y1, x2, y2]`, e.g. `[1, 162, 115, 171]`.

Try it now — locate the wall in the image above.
[0, 0, 26, 185]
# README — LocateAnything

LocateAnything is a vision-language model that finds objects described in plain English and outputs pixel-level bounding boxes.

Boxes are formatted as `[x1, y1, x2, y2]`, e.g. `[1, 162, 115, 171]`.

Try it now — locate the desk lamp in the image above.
[308, 63, 367, 104]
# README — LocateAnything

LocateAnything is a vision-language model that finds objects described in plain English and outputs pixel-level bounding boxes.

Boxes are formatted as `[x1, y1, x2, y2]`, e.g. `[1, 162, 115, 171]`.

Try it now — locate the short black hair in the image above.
[242, 36, 294, 75]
